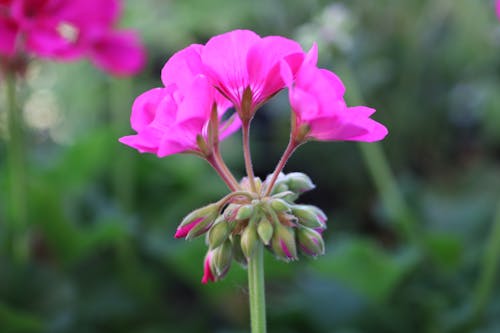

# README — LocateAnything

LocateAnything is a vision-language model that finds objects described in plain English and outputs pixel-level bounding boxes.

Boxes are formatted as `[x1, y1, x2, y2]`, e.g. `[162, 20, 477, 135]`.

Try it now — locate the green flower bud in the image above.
[297, 226, 325, 257]
[271, 190, 297, 203]
[207, 216, 230, 249]
[291, 204, 324, 229]
[175, 203, 219, 239]
[285, 172, 315, 194]
[271, 223, 298, 261]
[236, 204, 254, 220]
[240, 221, 259, 259]
[257, 217, 273, 245]
[230, 234, 247, 266]
[223, 203, 241, 221]
[211, 240, 233, 277]
[269, 198, 290, 213]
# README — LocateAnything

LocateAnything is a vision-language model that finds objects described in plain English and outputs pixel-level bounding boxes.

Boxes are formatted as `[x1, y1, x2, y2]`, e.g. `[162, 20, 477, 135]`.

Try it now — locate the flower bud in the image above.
[271, 223, 298, 261]
[223, 203, 241, 221]
[285, 172, 315, 194]
[207, 216, 230, 249]
[201, 251, 216, 284]
[240, 176, 262, 193]
[257, 217, 273, 245]
[271, 190, 297, 203]
[230, 234, 247, 266]
[211, 240, 233, 277]
[175, 203, 219, 239]
[236, 204, 254, 220]
[269, 198, 290, 213]
[297, 226, 325, 257]
[240, 221, 259, 259]
[291, 204, 325, 229]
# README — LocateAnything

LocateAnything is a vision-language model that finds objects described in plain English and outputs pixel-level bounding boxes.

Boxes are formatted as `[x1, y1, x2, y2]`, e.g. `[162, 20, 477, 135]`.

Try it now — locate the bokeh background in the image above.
[1, 0, 500, 332]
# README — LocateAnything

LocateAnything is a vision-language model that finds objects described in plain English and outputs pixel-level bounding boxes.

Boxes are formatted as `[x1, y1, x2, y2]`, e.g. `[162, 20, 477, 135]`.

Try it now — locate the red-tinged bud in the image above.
[175, 203, 219, 239]
[291, 204, 326, 229]
[271, 223, 298, 261]
[297, 226, 325, 257]
[201, 251, 216, 284]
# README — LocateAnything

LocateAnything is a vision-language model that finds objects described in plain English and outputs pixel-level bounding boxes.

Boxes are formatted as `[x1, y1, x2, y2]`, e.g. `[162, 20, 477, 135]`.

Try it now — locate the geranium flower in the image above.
[160, 29, 306, 121]
[119, 75, 240, 157]
[282, 45, 387, 143]
[0, 0, 145, 76]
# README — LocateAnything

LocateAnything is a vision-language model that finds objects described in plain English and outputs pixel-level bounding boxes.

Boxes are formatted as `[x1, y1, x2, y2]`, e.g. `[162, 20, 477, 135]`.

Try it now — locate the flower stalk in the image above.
[5, 71, 29, 262]
[242, 121, 258, 193]
[248, 242, 267, 333]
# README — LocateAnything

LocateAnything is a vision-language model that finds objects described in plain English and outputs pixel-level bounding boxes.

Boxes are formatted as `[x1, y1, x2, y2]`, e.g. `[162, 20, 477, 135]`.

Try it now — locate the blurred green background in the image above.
[1, 0, 500, 332]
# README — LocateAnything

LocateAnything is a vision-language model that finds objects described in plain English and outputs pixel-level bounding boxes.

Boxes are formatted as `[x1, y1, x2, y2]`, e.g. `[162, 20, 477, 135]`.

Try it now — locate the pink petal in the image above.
[201, 251, 216, 284]
[176, 75, 214, 124]
[56, 0, 121, 28]
[496, 0, 500, 20]
[246, 35, 304, 106]
[118, 127, 162, 154]
[130, 88, 168, 132]
[88, 29, 146, 76]
[161, 44, 204, 90]
[201, 29, 260, 106]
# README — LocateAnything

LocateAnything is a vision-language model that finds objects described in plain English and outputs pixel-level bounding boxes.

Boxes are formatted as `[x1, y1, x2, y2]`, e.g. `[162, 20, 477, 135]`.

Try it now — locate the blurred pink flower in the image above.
[282, 45, 387, 143]
[119, 75, 240, 157]
[0, 0, 145, 76]
[496, 0, 500, 20]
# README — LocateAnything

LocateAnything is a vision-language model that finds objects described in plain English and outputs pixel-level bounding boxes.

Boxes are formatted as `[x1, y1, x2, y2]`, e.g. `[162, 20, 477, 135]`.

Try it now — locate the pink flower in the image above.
[283, 46, 388, 143]
[0, 0, 145, 76]
[496, 0, 500, 20]
[119, 75, 240, 157]
[161, 29, 306, 120]
[0, 10, 17, 56]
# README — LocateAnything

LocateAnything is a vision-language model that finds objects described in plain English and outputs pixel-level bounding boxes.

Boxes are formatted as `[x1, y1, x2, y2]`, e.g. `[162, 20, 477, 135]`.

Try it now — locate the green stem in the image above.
[468, 201, 500, 329]
[357, 143, 420, 244]
[339, 65, 420, 245]
[248, 242, 267, 333]
[5, 71, 29, 261]
[242, 121, 258, 193]
[263, 139, 297, 197]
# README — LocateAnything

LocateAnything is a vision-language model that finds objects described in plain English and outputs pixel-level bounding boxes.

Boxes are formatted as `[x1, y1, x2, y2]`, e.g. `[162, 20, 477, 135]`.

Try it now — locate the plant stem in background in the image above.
[248, 242, 267, 333]
[339, 66, 421, 245]
[242, 121, 258, 193]
[5, 71, 29, 262]
[110, 78, 135, 211]
[468, 201, 500, 330]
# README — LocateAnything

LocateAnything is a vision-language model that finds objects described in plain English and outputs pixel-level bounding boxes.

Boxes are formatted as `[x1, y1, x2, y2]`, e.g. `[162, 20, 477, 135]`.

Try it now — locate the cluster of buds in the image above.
[175, 172, 327, 283]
